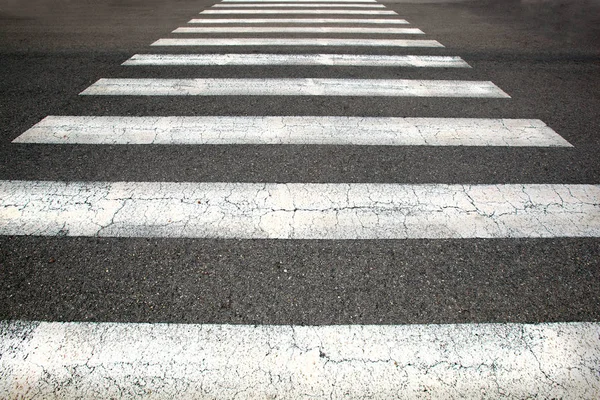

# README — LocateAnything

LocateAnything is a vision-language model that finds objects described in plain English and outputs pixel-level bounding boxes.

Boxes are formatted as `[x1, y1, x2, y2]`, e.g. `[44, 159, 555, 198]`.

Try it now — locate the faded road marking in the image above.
[122, 54, 468, 67]
[199, 9, 398, 14]
[80, 78, 508, 97]
[151, 38, 441, 47]
[1, 321, 598, 398]
[14, 117, 569, 147]
[0, 181, 597, 238]
[172, 26, 424, 34]
[212, 3, 387, 7]
[187, 18, 409, 24]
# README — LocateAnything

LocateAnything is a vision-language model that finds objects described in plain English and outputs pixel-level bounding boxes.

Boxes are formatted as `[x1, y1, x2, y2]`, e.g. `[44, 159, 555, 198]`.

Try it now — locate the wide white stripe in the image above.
[1, 181, 598, 238]
[80, 78, 507, 97]
[188, 18, 409, 23]
[223, 0, 378, 1]
[213, 3, 386, 7]
[122, 54, 469, 67]
[172, 26, 424, 34]
[200, 9, 397, 14]
[151, 38, 442, 47]
[14, 117, 570, 147]
[1, 321, 598, 398]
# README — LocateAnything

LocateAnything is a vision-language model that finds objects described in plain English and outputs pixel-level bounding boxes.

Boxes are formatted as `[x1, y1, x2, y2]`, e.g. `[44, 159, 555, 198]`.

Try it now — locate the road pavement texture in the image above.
[1, 0, 599, 397]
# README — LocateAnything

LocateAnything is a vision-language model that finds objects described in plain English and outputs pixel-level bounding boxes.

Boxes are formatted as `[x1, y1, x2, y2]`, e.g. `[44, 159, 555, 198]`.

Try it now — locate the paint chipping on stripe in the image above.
[1, 321, 599, 398]
[172, 27, 424, 34]
[0, 181, 597, 238]
[122, 54, 469, 67]
[79, 78, 507, 97]
[199, 9, 398, 14]
[14, 116, 570, 147]
[187, 18, 409, 24]
[151, 38, 442, 47]
[212, 3, 387, 7]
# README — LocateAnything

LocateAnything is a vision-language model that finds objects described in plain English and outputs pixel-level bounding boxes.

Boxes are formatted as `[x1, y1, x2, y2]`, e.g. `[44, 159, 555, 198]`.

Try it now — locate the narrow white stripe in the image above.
[213, 3, 386, 7]
[122, 54, 470, 67]
[14, 117, 570, 147]
[188, 18, 409, 24]
[200, 9, 397, 14]
[172, 26, 424, 34]
[1, 181, 597, 238]
[1, 321, 599, 398]
[150, 38, 443, 47]
[80, 78, 508, 97]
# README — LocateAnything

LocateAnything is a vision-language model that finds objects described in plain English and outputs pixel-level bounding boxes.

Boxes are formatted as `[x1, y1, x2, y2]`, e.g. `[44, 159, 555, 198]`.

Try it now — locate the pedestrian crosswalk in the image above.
[1, 0, 599, 397]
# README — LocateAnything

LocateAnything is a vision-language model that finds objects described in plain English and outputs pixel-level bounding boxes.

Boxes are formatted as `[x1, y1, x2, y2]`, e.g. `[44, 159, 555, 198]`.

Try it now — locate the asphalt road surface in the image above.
[0, 0, 599, 397]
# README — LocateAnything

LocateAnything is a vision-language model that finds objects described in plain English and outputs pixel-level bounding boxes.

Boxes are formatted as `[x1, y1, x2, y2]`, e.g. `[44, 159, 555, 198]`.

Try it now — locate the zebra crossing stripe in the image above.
[151, 38, 440, 47]
[221, 0, 379, 2]
[1, 181, 597, 238]
[122, 54, 468, 67]
[187, 18, 409, 23]
[212, 3, 387, 7]
[14, 116, 569, 147]
[1, 320, 598, 398]
[199, 9, 397, 14]
[79, 78, 507, 97]
[172, 26, 424, 34]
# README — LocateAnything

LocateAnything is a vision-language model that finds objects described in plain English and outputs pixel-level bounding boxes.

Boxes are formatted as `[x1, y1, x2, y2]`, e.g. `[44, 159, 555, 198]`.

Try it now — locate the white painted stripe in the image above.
[151, 38, 443, 47]
[222, 0, 378, 1]
[172, 26, 424, 34]
[80, 78, 507, 97]
[188, 18, 409, 24]
[1, 181, 597, 238]
[200, 9, 397, 14]
[213, 3, 386, 7]
[122, 54, 470, 67]
[1, 321, 599, 398]
[14, 117, 570, 147]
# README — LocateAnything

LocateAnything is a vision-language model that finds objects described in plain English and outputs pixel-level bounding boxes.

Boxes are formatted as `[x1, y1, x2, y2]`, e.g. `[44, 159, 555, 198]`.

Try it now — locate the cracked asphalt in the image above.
[1, 0, 600, 326]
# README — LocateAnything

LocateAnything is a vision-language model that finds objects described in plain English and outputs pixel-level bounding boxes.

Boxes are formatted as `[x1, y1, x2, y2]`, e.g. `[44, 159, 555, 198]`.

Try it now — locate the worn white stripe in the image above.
[213, 3, 386, 7]
[80, 78, 507, 97]
[172, 26, 423, 34]
[1, 181, 598, 238]
[223, 0, 377, 1]
[200, 9, 397, 14]
[122, 54, 469, 67]
[151, 38, 442, 47]
[1, 321, 599, 399]
[188, 18, 409, 23]
[14, 117, 570, 147]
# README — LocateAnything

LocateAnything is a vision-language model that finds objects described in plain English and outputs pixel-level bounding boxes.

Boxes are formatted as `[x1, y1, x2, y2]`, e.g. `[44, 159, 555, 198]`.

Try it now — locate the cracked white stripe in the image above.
[213, 3, 387, 7]
[13, 116, 570, 147]
[221, 0, 378, 2]
[187, 18, 409, 23]
[80, 78, 506, 97]
[172, 26, 424, 34]
[151, 38, 442, 47]
[0, 181, 597, 238]
[199, 9, 398, 14]
[122, 54, 468, 67]
[1, 321, 598, 398]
